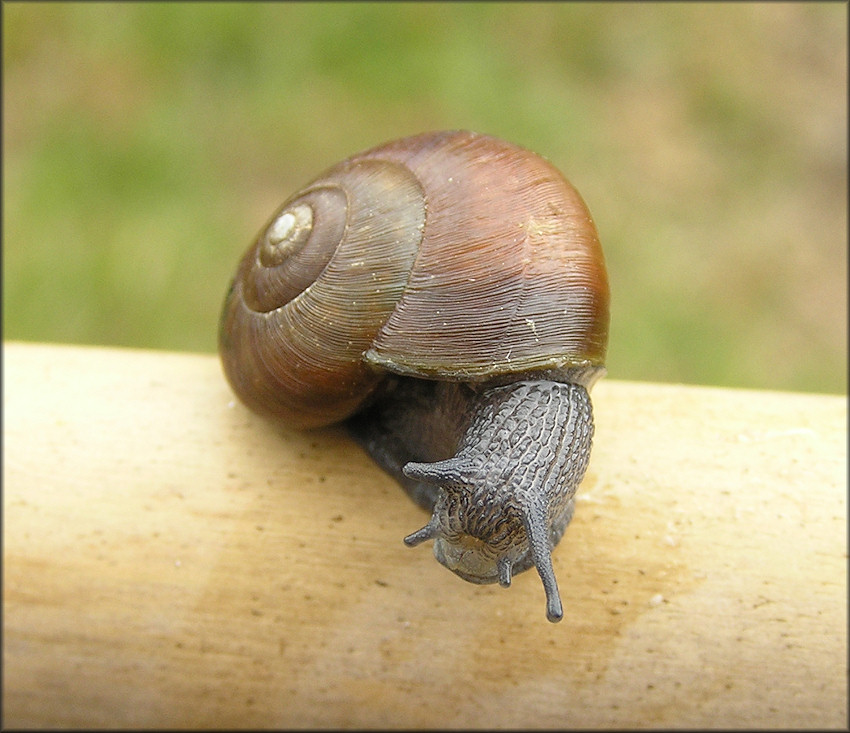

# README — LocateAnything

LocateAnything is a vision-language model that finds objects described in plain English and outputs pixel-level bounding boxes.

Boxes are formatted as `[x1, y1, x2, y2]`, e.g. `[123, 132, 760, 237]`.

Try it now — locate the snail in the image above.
[219, 130, 609, 622]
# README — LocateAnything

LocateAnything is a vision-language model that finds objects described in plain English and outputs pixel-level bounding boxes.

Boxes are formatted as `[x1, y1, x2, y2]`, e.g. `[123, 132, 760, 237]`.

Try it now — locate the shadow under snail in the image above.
[219, 130, 610, 622]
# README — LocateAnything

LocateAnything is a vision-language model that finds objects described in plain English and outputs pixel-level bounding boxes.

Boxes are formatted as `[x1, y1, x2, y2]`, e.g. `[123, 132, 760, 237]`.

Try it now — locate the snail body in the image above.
[219, 130, 609, 622]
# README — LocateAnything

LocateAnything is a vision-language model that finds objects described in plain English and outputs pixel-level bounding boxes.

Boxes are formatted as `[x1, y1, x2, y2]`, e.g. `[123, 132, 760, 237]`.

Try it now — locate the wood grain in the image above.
[3, 341, 846, 728]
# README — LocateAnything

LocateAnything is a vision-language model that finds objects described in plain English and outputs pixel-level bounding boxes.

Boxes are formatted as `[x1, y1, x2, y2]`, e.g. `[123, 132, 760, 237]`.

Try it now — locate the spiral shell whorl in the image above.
[219, 159, 425, 428]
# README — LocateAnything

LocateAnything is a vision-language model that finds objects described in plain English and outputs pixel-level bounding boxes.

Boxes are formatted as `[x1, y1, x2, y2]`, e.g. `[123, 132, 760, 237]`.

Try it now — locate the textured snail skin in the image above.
[348, 377, 593, 623]
[219, 130, 609, 622]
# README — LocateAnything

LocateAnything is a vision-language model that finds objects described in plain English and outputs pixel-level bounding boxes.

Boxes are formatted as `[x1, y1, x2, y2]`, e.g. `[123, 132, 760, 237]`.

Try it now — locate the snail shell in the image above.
[219, 130, 609, 622]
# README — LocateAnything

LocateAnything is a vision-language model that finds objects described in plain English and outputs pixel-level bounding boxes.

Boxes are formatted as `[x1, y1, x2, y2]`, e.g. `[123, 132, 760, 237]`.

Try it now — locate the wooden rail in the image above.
[3, 341, 846, 728]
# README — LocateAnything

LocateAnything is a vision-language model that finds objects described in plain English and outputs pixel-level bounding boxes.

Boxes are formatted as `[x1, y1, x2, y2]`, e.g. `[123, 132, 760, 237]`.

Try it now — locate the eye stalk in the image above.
[524, 500, 565, 623]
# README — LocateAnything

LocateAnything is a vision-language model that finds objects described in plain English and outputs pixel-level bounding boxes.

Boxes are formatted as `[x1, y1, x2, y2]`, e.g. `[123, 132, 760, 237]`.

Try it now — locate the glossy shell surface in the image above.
[219, 130, 609, 428]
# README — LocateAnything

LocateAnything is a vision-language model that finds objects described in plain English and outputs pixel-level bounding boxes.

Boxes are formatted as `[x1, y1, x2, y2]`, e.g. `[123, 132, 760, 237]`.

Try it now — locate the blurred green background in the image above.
[3, 2, 847, 394]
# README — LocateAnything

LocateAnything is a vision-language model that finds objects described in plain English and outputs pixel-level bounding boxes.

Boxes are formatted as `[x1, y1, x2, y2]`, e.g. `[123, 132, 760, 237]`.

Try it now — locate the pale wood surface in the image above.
[3, 341, 846, 729]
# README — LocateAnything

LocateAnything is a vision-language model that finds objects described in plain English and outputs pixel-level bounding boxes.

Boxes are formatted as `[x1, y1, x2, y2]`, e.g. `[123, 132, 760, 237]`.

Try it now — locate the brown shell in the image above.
[219, 130, 609, 428]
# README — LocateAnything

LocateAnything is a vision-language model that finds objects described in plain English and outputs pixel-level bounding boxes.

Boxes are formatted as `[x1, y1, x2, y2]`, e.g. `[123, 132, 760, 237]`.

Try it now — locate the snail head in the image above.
[402, 456, 565, 623]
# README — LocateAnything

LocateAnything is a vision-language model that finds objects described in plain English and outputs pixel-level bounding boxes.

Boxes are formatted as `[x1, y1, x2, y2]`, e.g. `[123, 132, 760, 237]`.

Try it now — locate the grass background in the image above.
[3, 2, 847, 394]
